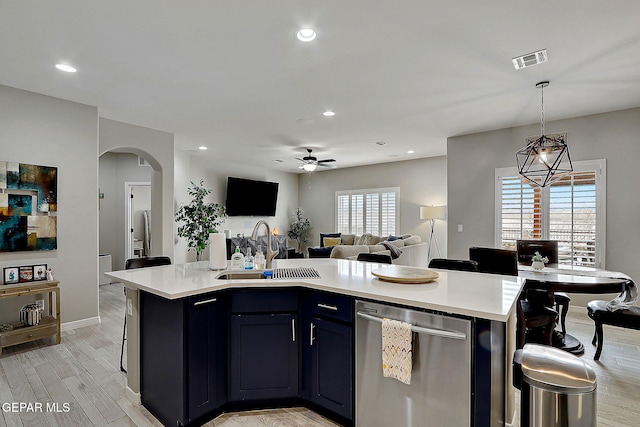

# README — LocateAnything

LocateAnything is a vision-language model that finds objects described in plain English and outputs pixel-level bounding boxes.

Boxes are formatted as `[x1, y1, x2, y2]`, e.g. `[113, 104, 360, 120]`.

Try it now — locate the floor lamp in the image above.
[420, 206, 446, 262]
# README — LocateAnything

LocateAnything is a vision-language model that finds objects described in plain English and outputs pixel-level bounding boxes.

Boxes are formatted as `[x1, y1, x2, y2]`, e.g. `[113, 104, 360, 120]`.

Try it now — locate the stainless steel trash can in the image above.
[520, 344, 597, 427]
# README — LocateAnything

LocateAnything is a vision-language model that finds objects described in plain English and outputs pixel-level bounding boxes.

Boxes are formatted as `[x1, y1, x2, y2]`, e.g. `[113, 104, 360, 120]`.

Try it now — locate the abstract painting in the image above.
[0, 161, 57, 252]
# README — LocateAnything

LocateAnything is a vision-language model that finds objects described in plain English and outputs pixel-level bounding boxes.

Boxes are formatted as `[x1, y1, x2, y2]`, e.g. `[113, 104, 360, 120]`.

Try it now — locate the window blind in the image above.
[496, 161, 604, 268]
[335, 188, 399, 236]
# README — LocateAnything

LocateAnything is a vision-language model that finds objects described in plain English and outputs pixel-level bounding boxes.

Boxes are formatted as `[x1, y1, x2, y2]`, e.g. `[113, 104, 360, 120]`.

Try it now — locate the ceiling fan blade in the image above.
[317, 159, 335, 163]
[318, 163, 337, 168]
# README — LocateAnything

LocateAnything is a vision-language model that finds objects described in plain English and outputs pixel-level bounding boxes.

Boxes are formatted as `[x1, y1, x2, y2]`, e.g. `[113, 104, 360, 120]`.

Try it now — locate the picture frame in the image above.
[3, 267, 19, 284]
[33, 264, 47, 281]
[19, 266, 34, 283]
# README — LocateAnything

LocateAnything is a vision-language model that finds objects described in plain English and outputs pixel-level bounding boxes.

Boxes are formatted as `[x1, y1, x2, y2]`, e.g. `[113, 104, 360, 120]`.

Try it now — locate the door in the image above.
[309, 317, 353, 419]
[229, 313, 299, 401]
[126, 183, 151, 259]
[188, 292, 227, 421]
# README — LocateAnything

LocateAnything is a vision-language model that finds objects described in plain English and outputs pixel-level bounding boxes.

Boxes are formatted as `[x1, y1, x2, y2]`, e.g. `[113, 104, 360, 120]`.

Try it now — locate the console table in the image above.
[0, 280, 61, 356]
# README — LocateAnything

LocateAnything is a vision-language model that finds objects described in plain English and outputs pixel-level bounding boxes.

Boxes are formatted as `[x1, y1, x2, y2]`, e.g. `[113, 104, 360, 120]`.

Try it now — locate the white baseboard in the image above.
[125, 386, 141, 405]
[61, 315, 101, 331]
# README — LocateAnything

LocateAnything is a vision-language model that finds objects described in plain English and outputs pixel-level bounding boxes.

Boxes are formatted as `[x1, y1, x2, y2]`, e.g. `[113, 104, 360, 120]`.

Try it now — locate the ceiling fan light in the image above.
[302, 163, 317, 172]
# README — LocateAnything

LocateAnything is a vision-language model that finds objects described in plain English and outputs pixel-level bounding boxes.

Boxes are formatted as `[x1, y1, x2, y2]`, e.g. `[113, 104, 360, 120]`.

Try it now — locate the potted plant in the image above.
[175, 180, 227, 261]
[531, 251, 549, 270]
[287, 207, 312, 255]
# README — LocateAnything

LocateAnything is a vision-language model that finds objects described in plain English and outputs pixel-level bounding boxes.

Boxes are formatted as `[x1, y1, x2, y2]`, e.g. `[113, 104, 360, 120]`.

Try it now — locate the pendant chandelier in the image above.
[515, 81, 572, 187]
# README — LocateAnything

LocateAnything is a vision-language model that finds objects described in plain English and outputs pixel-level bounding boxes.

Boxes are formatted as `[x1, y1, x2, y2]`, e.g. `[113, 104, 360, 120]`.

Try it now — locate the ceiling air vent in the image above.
[512, 49, 548, 70]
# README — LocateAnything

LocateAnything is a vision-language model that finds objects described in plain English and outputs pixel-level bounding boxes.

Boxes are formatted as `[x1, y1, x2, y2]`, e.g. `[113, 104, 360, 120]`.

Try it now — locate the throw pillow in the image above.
[341, 234, 356, 245]
[355, 233, 374, 245]
[323, 237, 342, 247]
[320, 232, 341, 247]
[402, 235, 421, 246]
[308, 246, 334, 258]
[387, 234, 403, 241]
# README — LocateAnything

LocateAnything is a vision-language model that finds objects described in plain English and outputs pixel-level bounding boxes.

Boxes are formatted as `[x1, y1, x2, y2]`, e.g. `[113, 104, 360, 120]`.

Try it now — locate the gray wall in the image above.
[447, 107, 640, 306]
[99, 152, 153, 270]
[297, 156, 448, 252]
[0, 85, 99, 325]
[99, 118, 175, 262]
[173, 150, 300, 264]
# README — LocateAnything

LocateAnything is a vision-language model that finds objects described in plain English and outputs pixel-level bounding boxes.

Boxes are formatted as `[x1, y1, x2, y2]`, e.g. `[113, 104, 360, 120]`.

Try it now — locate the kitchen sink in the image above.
[215, 271, 266, 280]
[215, 267, 321, 280]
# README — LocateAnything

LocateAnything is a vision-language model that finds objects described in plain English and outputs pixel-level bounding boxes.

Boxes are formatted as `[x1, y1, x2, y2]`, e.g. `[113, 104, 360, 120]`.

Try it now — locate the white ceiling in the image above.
[2, 1, 639, 172]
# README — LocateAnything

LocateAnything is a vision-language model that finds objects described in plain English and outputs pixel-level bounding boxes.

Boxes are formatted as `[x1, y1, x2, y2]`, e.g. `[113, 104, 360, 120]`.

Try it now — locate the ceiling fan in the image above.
[296, 148, 336, 172]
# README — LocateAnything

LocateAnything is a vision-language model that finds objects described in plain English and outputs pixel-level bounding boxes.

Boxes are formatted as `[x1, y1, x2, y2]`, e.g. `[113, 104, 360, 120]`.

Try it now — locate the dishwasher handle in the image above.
[356, 312, 467, 340]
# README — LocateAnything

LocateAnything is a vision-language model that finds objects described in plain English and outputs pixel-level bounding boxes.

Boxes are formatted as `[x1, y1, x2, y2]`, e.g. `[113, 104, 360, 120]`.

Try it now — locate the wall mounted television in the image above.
[225, 176, 279, 216]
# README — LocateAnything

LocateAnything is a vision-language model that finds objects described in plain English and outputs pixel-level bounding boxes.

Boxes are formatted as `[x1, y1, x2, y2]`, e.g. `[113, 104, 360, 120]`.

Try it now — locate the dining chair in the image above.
[468, 247, 518, 276]
[587, 299, 640, 360]
[516, 297, 558, 349]
[428, 258, 478, 272]
[516, 239, 559, 265]
[468, 247, 557, 348]
[121, 256, 172, 373]
[517, 239, 570, 334]
[356, 253, 392, 264]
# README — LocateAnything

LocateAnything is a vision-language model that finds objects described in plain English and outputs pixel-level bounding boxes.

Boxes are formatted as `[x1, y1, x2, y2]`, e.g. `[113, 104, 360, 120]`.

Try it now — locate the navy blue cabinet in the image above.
[140, 290, 227, 426]
[141, 287, 352, 426]
[309, 317, 352, 419]
[229, 289, 299, 402]
[302, 290, 353, 422]
[140, 291, 188, 426]
[187, 292, 227, 420]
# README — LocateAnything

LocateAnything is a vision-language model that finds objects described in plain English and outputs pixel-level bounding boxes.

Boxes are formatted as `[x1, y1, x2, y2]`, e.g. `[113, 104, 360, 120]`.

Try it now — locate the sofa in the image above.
[308, 233, 428, 268]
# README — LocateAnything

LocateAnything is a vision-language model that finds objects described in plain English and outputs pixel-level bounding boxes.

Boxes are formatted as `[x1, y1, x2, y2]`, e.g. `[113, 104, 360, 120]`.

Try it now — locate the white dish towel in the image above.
[381, 318, 413, 384]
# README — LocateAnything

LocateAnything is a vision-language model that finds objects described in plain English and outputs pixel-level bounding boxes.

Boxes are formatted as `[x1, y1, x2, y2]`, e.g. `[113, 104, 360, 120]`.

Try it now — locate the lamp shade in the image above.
[420, 206, 446, 221]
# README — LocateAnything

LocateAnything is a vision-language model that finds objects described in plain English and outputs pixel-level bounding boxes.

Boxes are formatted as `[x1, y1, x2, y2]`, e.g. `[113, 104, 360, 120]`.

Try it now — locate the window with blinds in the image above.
[335, 188, 399, 236]
[495, 160, 605, 268]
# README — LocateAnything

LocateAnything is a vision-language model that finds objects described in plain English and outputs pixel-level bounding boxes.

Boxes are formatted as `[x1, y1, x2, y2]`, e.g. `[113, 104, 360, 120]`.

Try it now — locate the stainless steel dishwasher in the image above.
[355, 300, 472, 426]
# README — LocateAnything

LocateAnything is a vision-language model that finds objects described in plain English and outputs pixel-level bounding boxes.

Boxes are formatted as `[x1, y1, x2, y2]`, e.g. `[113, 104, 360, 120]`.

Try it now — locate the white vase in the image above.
[532, 261, 545, 270]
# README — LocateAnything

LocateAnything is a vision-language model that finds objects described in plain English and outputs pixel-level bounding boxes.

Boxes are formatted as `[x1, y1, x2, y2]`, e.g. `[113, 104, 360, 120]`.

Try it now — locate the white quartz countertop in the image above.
[106, 258, 524, 322]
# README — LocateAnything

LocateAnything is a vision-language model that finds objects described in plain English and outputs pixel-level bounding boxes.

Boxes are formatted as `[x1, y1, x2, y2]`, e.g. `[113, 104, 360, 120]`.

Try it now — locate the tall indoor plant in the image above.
[175, 180, 227, 261]
[287, 207, 312, 254]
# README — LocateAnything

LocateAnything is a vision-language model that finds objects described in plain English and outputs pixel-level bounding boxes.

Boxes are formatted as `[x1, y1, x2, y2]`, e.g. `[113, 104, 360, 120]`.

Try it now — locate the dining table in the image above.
[517, 263, 636, 355]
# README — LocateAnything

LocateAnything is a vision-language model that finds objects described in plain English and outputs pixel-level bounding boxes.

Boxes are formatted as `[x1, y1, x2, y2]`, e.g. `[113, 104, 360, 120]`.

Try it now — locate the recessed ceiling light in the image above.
[198, 146, 207, 150]
[374, 141, 386, 146]
[296, 117, 315, 125]
[323, 111, 335, 117]
[407, 150, 415, 154]
[296, 28, 316, 42]
[55, 63, 77, 73]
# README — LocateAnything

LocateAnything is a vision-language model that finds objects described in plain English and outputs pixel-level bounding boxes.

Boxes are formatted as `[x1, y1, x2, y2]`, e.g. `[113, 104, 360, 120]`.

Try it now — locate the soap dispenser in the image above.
[244, 248, 254, 270]
[254, 248, 266, 270]
[230, 247, 245, 270]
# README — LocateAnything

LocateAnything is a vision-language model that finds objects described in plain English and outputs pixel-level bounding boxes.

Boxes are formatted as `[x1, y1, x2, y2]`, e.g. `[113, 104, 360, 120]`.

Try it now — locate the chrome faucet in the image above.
[251, 220, 278, 269]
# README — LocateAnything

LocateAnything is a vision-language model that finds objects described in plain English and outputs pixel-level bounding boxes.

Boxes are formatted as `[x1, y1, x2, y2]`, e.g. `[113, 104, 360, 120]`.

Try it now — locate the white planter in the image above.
[532, 261, 545, 270]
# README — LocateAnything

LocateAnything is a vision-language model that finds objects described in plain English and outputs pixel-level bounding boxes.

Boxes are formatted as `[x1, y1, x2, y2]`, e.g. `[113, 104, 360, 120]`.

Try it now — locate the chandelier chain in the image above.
[540, 83, 545, 136]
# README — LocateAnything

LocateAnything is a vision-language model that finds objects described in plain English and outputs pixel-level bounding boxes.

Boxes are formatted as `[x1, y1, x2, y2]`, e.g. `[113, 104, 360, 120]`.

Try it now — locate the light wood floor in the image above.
[1, 284, 638, 426]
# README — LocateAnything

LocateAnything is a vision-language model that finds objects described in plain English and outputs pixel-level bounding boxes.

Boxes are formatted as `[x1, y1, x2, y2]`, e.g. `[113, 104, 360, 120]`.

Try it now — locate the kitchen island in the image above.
[107, 258, 523, 427]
